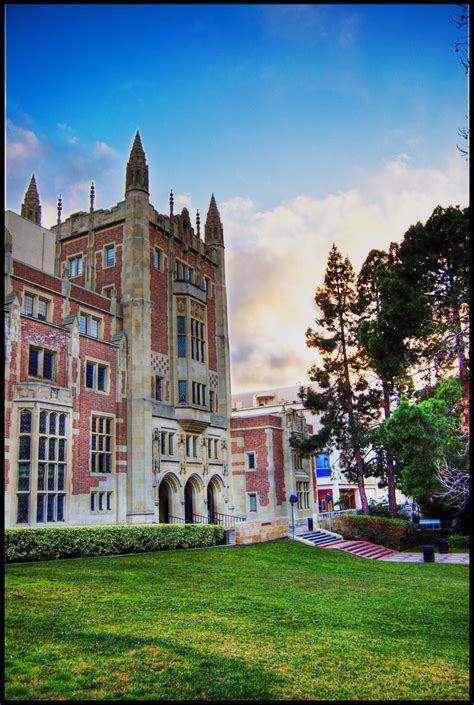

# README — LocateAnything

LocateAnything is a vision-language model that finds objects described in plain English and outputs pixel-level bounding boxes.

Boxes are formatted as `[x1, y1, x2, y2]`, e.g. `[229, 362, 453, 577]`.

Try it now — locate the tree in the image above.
[398, 206, 470, 429]
[356, 246, 429, 516]
[377, 377, 468, 517]
[297, 244, 374, 514]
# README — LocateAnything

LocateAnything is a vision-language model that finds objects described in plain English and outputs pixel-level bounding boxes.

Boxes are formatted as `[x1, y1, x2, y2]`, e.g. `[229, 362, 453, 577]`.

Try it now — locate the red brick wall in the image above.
[72, 337, 124, 494]
[94, 225, 124, 299]
[272, 428, 286, 505]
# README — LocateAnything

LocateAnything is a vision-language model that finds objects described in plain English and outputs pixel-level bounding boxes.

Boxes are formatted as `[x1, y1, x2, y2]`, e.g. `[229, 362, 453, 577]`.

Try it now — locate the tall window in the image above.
[154, 248, 162, 271]
[186, 434, 199, 458]
[296, 481, 310, 509]
[249, 494, 257, 512]
[177, 316, 186, 357]
[191, 318, 205, 362]
[68, 255, 83, 278]
[247, 452, 256, 470]
[160, 431, 175, 456]
[17, 409, 68, 524]
[28, 347, 54, 381]
[192, 382, 206, 406]
[155, 376, 163, 401]
[208, 438, 220, 460]
[91, 416, 113, 473]
[316, 453, 331, 478]
[105, 245, 115, 267]
[176, 261, 193, 282]
[178, 380, 187, 403]
[209, 391, 216, 413]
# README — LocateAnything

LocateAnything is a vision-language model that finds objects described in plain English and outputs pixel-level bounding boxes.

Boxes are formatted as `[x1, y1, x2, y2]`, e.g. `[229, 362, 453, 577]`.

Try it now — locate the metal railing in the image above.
[209, 511, 246, 528]
[191, 513, 210, 524]
[168, 515, 186, 524]
[165, 512, 247, 528]
[318, 508, 359, 532]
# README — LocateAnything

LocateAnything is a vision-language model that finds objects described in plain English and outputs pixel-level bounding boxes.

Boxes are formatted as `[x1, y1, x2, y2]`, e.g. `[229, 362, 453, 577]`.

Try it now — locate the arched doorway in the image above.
[158, 473, 180, 523]
[207, 475, 225, 523]
[184, 474, 205, 523]
[184, 482, 194, 523]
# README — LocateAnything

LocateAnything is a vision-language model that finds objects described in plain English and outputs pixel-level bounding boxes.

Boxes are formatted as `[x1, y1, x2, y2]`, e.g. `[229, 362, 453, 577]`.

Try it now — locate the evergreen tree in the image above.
[356, 246, 431, 516]
[298, 244, 374, 514]
[398, 206, 469, 396]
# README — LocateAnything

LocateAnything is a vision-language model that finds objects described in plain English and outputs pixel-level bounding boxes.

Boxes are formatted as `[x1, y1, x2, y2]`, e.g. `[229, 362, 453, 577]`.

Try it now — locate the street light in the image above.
[289, 494, 298, 538]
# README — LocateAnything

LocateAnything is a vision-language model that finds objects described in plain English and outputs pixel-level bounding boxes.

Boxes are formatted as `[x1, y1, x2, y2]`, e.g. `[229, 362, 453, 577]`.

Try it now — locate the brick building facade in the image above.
[4, 133, 319, 535]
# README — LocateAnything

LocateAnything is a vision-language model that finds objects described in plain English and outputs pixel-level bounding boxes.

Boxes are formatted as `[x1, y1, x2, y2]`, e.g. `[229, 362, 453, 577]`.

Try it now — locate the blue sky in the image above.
[5, 4, 469, 392]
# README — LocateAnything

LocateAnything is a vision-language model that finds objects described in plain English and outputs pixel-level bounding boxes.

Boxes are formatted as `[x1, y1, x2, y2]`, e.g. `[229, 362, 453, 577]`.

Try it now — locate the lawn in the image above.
[4, 540, 469, 701]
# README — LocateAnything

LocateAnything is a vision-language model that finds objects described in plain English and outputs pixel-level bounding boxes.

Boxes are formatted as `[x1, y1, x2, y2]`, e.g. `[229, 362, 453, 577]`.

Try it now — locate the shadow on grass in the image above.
[6, 628, 287, 701]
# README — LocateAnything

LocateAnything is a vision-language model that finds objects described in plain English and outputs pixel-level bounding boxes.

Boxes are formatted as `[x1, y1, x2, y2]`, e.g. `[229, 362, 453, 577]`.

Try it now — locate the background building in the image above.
[232, 385, 410, 518]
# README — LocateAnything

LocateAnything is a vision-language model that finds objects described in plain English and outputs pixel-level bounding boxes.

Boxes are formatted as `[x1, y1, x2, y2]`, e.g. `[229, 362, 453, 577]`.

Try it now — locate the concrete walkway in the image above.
[380, 552, 469, 564]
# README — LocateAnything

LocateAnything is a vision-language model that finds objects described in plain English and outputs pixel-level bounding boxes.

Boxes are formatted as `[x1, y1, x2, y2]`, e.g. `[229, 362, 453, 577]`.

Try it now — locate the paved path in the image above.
[380, 551, 469, 564]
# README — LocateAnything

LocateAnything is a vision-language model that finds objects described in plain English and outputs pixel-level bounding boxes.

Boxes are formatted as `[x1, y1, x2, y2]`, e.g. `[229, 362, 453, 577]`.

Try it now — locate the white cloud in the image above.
[68, 136, 80, 145]
[6, 121, 41, 162]
[94, 141, 115, 155]
[174, 192, 193, 210]
[222, 156, 468, 393]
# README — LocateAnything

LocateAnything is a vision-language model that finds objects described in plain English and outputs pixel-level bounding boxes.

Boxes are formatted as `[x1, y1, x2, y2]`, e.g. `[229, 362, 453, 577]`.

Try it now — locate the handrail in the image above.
[209, 511, 247, 528]
[191, 513, 209, 524]
[168, 514, 186, 524]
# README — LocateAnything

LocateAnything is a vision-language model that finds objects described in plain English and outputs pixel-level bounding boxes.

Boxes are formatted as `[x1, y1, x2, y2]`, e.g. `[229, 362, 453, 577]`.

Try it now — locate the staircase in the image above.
[294, 529, 398, 560]
[321, 539, 398, 560]
[295, 529, 344, 547]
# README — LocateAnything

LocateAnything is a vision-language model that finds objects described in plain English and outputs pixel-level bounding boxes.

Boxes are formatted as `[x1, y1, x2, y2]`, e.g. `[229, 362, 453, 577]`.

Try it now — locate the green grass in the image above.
[5, 540, 469, 701]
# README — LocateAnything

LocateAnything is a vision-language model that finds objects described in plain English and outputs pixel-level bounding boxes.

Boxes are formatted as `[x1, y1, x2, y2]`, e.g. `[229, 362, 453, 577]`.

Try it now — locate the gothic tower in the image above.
[205, 195, 231, 419]
[122, 130, 154, 523]
[21, 174, 42, 225]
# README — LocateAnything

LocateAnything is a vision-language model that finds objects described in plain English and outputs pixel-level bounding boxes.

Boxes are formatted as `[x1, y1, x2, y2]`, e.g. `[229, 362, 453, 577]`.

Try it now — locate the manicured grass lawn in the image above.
[5, 540, 469, 701]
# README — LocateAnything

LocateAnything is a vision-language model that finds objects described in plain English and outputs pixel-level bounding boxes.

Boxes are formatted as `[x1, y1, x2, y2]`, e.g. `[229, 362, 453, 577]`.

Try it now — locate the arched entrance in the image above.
[207, 474, 225, 523]
[158, 473, 180, 523]
[184, 474, 205, 523]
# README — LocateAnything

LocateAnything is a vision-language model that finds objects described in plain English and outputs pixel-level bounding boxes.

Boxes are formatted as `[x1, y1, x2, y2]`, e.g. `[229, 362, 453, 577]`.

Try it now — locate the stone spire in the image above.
[205, 194, 224, 245]
[125, 130, 149, 195]
[21, 174, 42, 225]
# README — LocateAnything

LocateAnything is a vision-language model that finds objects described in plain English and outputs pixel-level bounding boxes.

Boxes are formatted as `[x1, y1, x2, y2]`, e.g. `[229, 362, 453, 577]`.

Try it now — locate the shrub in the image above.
[448, 534, 470, 549]
[332, 514, 419, 551]
[4, 523, 225, 563]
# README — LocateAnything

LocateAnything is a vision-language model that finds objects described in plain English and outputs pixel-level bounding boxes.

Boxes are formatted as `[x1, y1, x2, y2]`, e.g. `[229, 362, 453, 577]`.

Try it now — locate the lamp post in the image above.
[289, 494, 298, 538]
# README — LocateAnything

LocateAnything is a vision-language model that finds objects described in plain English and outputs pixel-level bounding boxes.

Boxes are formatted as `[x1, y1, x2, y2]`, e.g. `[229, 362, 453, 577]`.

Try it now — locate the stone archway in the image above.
[207, 474, 225, 523]
[184, 474, 205, 523]
[158, 473, 181, 523]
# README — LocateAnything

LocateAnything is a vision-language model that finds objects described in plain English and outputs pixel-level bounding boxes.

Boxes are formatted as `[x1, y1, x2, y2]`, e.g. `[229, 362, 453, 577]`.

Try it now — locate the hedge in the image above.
[448, 534, 470, 549]
[4, 523, 226, 563]
[332, 514, 419, 551]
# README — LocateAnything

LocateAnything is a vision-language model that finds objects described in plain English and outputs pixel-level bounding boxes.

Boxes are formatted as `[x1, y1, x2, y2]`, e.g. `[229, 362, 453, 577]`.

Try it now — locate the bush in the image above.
[332, 514, 419, 551]
[4, 523, 225, 563]
[448, 534, 470, 549]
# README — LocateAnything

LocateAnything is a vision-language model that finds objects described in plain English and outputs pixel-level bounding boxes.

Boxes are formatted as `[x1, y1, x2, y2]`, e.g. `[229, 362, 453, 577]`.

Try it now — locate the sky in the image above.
[5, 4, 469, 393]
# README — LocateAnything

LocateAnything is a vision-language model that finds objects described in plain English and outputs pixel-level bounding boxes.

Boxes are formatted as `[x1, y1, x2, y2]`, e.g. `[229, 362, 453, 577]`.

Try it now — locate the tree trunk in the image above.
[382, 384, 397, 518]
[354, 446, 369, 514]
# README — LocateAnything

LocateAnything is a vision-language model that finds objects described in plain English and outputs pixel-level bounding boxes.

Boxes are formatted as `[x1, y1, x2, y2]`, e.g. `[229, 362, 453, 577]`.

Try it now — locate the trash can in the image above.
[423, 545, 435, 562]
[438, 537, 449, 554]
[307, 517, 314, 532]
[225, 528, 236, 545]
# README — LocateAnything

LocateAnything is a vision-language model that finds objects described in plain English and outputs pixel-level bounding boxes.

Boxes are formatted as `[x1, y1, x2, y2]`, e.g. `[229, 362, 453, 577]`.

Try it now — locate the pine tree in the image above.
[398, 205, 470, 432]
[356, 246, 430, 516]
[299, 244, 373, 514]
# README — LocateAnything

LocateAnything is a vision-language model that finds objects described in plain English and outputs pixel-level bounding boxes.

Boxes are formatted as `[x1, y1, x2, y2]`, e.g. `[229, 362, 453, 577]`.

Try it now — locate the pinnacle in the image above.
[130, 130, 145, 159]
[207, 193, 221, 222]
[26, 173, 40, 200]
